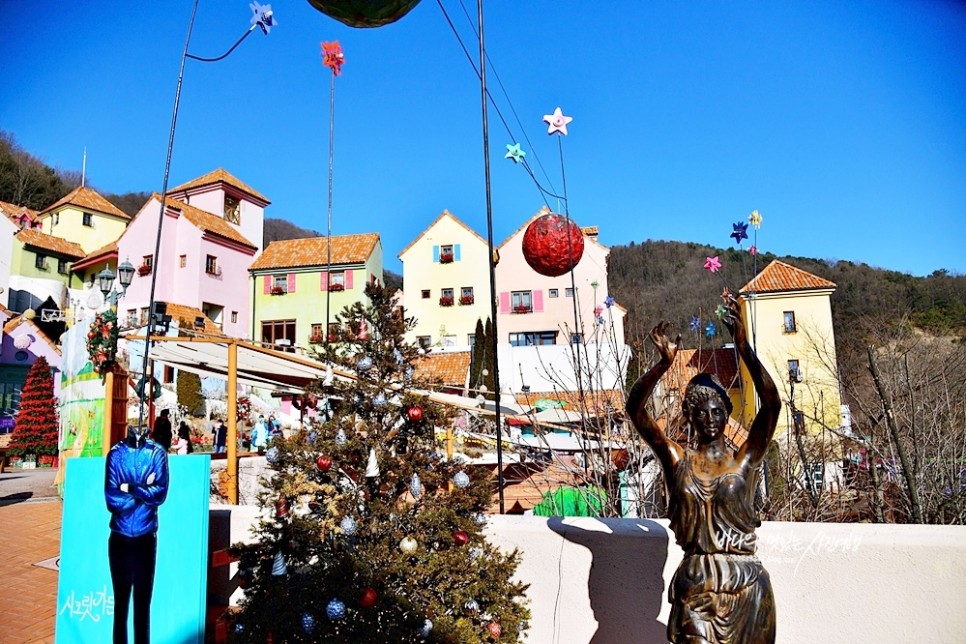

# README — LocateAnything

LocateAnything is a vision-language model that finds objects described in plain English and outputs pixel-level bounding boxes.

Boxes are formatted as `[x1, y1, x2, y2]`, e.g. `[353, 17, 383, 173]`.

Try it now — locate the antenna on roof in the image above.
[81, 147, 87, 187]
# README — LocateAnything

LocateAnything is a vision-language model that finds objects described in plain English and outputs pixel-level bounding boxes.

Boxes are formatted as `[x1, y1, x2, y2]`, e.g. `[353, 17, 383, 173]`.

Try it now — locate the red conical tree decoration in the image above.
[9, 356, 59, 459]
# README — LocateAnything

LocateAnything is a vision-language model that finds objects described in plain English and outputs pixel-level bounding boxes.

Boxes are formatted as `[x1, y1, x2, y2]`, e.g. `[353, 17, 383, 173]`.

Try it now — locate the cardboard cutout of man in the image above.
[104, 425, 169, 644]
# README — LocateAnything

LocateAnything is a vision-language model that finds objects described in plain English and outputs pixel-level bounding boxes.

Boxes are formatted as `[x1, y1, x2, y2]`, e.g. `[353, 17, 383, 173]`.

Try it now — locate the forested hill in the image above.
[608, 240, 966, 358]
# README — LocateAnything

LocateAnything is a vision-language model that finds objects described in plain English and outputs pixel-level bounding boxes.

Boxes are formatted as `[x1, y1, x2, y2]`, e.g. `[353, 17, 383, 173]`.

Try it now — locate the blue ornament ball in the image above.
[452, 471, 470, 488]
[308, 431, 318, 443]
[326, 598, 346, 620]
[234, 622, 245, 634]
[335, 429, 347, 445]
[418, 618, 434, 638]
[265, 447, 279, 464]
[373, 391, 387, 407]
[340, 516, 357, 536]
[409, 473, 422, 498]
[301, 613, 315, 634]
[464, 599, 480, 613]
[357, 355, 373, 372]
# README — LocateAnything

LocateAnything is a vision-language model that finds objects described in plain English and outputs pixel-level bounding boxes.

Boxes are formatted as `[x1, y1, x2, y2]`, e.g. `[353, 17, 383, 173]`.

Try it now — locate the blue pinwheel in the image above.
[689, 316, 701, 333]
[705, 321, 717, 338]
[604, 295, 615, 308]
[730, 221, 749, 244]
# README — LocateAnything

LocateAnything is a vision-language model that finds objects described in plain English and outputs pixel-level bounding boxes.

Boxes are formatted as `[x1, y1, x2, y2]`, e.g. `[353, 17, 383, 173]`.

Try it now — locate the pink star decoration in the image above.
[704, 256, 722, 273]
[748, 245, 758, 256]
[321, 41, 345, 75]
[543, 107, 573, 136]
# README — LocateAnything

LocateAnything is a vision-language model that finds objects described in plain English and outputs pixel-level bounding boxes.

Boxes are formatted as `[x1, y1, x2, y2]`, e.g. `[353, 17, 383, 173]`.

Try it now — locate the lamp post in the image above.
[97, 258, 136, 308]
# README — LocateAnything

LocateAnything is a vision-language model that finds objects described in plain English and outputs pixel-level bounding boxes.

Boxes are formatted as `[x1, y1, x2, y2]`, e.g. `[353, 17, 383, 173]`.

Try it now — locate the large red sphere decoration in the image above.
[358, 587, 378, 608]
[521, 213, 584, 277]
[407, 406, 423, 423]
[306, 0, 422, 28]
[453, 530, 470, 546]
[316, 455, 333, 472]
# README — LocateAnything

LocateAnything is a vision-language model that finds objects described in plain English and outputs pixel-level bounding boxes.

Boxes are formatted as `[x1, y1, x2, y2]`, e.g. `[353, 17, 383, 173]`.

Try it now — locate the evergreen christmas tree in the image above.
[9, 356, 59, 458]
[230, 284, 529, 642]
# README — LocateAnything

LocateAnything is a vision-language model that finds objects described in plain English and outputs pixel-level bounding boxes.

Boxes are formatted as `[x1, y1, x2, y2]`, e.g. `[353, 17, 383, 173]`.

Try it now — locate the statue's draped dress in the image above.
[666, 451, 776, 643]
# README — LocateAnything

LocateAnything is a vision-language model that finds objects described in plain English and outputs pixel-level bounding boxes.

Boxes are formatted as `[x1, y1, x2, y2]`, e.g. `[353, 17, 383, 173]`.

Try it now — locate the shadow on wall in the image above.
[548, 516, 669, 644]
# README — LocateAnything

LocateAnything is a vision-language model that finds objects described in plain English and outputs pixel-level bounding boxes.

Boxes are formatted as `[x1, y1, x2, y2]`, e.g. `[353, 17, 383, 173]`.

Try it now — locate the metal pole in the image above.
[227, 340, 239, 504]
[325, 68, 336, 343]
[477, 0, 504, 513]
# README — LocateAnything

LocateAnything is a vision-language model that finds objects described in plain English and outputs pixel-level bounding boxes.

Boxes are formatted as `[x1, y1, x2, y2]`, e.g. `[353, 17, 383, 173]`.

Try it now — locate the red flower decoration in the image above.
[321, 41, 345, 75]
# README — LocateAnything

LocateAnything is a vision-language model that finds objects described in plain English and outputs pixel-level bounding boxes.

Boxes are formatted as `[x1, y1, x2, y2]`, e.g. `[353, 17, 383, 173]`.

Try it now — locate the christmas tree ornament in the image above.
[358, 587, 378, 608]
[474, 513, 487, 525]
[234, 623, 246, 634]
[366, 448, 380, 477]
[469, 547, 483, 560]
[405, 366, 415, 381]
[418, 619, 434, 638]
[487, 622, 503, 638]
[393, 348, 404, 364]
[400, 536, 418, 554]
[452, 471, 470, 488]
[356, 355, 373, 372]
[409, 473, 422, 498]
[453, 530, 470, 546]
[271, 551, 287, 576]
[265, 446, 279, 464]
[326, 598, 346, 620]
[308, 430, 318, 443]
[316, 455, 333, 472]
[464, 599, 480, 613]
[301, 613, 315, 634]
[335, 428, 347, 445]
[407, 405, 423, 422]
[340, 516, 358, 536]
[275, 496, 289, 518]
[373, 391, 387, 407]
[522, 212, 585, 277]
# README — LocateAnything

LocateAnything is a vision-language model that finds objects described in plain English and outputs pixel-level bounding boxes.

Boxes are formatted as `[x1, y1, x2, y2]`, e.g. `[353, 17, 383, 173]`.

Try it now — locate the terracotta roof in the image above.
[170, 168, 270, 204]
[413, 350, 471, 388]
[0, 199, 37, 224]
[72, 241, 120, 271]
[38, 186, 129, 220]
[15, 228, 86, 258]
[512, 389, 625, 414]
[156, 195, 257, 250]
[740, 260, 836, 294]
[161, 302, 225, 336]
[485, 458, 590, 513]
[250, 233, 379, 270]
[398, 210, 487, 258]
[2, 316, 61, 356]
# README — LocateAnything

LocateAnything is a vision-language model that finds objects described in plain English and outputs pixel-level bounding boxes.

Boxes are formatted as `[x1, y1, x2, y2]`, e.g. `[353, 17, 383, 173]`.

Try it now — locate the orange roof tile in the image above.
[72, 241, 120, 271]
[665, 348, 740, 393]
[740, 260, 836, 294]
[250, 234, 379, 270]
[0, 199, 37, 224]
[161, 302, 225, 336]
[38, 186, 129, 220]
[512, 389, 625, 413]
[15, 228, 86, 258]
[414, 351, 471, 388]
[170, 168, 270, 204]
[156, 195, 257, 250]
[398, 210, 487, 258]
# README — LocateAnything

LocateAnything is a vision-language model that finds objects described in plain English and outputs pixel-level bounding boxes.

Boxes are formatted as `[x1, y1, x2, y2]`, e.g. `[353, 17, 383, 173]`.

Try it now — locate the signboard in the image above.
[55, 455, 210, 643]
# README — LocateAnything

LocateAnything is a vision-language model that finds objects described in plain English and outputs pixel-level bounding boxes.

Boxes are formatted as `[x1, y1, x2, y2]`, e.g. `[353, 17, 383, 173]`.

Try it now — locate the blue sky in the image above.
[2, 1, 964, 277]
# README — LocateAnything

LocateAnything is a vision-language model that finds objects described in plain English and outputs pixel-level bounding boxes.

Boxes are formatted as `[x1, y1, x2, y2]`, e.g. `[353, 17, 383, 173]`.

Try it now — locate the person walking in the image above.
[152, 410, 172, 452]
[213, 418, 227, 454]
[251, 415, 269, 454]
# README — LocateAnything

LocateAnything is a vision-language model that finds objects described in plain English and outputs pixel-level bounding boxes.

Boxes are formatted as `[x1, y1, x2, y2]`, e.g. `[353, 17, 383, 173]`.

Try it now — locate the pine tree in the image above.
[230, 284, 529, 642]
[177, 370, 204, 416]
[9, 356, 59, 458]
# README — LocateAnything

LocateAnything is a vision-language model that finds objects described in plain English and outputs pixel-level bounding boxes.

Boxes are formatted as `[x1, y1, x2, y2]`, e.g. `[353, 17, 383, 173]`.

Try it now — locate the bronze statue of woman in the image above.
[626, 301, 781, 643]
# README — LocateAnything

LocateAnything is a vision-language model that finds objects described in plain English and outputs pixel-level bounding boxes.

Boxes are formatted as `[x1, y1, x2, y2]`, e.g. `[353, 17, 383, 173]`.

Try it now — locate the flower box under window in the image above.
[513, 305, 532, 314]
[138, 264, 152, 276]
[459, 295, 474, 306]
[271, 286, 286, 295]
[329, 283, 345, 292]
[309, 334, 324, 344]
[439, 296, 454, 307]
[439, 252, 454, 264]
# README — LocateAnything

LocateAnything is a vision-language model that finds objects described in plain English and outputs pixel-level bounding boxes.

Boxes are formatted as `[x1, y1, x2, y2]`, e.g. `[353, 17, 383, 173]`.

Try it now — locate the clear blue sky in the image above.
[2, 1, 964, 277]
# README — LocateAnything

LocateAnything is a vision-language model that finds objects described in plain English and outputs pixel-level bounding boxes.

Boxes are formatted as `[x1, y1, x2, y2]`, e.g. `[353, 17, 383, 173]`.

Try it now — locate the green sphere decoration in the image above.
[306, 0, 422, 28]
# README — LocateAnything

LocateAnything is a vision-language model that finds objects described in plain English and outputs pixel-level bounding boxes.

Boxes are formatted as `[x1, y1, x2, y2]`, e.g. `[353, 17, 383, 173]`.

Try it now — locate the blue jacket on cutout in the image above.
[104, 430, 170, 537]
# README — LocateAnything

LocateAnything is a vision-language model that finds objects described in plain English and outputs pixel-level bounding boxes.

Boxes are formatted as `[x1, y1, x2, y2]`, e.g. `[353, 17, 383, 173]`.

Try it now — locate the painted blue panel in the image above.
[454, 243, 461, 261]
[432, 244, 440, 262]
[56, 455, 210, 643]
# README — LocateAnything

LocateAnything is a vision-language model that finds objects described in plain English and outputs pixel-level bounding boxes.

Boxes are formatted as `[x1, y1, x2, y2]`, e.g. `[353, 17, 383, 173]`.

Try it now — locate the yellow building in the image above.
[35, 186, 130, 255]
[738, 260, 842, 439]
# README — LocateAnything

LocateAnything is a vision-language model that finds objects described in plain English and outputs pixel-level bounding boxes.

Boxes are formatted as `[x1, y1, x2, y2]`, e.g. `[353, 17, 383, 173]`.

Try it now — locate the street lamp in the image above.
[98, 258, 135, 306]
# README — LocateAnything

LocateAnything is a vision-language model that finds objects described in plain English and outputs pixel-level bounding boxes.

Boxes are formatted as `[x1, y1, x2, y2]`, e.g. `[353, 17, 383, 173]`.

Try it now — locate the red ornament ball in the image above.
[453, 530, 470, 546]
[487, 621, 503, 639]
[407, 406, 424, 422]
[316, 455, 333, 472]
[521, 213, 584, 277]
[358, 587, 378, 609]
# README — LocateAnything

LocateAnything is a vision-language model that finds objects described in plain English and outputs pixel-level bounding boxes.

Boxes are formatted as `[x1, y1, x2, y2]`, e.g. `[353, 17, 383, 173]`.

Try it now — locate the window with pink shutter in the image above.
[345, 270, 353, 290]
[287, 273, 296, 293]
[263, 275, 271, 294]
[321, 272, 328, 291]
[532, 290, 544, 312]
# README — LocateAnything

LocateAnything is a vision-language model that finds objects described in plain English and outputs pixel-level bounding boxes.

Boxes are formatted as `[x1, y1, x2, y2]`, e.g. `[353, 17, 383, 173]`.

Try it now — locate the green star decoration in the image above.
[505, 143, 526, 164]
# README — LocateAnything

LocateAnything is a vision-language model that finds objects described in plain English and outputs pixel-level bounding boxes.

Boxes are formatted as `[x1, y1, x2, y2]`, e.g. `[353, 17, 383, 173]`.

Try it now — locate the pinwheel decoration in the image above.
[604, 295, 615, 308]
[730, 221, 748, 244]
[704, 256, 722, 273]
[748, 209, 762, 229]
[689, 316, 701, 333]
[705, 321, 717, 338]
[505, 143, 526, 164]
[321, 41, 345, 75]
[250, 2, 277, 34]
[543, 107, 573, 136]
[749, 245, 758, 256]
[715, 304, 728, 319]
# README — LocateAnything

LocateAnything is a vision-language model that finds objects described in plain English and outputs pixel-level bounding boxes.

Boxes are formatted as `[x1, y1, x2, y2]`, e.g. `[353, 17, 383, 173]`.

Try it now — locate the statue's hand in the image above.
[650, 321, 681, 364]
[722, 296, 743, 338]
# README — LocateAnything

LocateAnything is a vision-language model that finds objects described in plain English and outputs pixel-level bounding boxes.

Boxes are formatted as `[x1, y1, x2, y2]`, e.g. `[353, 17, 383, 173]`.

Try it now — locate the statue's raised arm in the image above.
[625, 321, 685, 473]
[722, 297, 782, 468]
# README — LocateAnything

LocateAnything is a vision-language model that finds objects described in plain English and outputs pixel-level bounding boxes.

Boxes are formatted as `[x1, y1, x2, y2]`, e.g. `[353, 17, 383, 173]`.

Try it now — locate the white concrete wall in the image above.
[208, 509, 966, 643]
